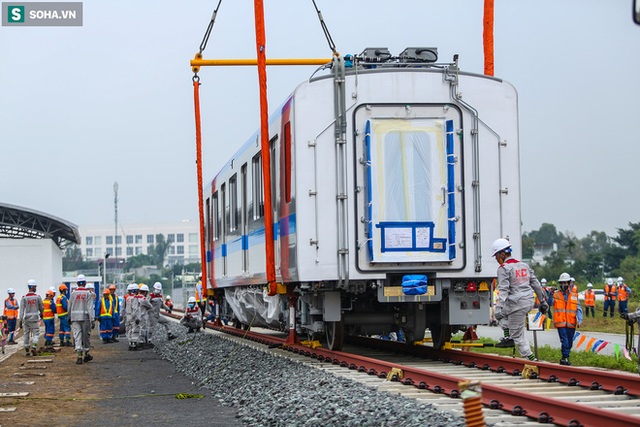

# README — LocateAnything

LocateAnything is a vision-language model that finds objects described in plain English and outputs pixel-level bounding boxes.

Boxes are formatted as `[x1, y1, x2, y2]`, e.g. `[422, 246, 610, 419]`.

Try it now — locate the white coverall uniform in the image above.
[18, 292, 44, 353]
[495, 257, 546, 359]
[68, 287, 96, 354]
[148, 292, 172, 340]
[180, 306, 203, 331]
[137, 294, 152, 346]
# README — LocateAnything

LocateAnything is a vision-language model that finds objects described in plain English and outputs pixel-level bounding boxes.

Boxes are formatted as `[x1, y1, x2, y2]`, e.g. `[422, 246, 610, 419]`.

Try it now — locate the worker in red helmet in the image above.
[491, 238, 546, 362]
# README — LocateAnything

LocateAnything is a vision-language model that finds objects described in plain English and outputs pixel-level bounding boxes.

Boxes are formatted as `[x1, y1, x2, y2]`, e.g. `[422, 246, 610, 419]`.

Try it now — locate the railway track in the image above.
[164, 312, 640, 426]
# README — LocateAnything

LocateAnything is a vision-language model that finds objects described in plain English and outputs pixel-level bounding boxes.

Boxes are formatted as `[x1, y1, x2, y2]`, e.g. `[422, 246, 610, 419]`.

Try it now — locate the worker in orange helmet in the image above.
[42, 289, 56, 347]
[56, 284, 72, 346]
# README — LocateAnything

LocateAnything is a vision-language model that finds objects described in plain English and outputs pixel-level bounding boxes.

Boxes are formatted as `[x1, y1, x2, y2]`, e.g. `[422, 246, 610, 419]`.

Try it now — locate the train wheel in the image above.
[429, 323, 452, 349]
[325, 321, 344, 351]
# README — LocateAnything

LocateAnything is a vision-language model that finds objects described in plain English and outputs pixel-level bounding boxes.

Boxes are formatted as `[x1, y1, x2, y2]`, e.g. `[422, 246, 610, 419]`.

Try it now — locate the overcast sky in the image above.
[1, 0, 639, 239]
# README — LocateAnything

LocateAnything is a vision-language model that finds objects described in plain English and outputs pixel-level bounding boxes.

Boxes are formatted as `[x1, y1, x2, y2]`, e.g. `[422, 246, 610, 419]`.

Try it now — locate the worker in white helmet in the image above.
[552, 272, 583, 365]
[180, 297, 203, 333]
[122, 283, 141, 350]
[18, 279, 44, 357]
[68, 275, 95, 364]
[136, 284, 153, 349]
[491, 238, 547, 361]
[148, 282, 175, 342]
[4, 287, 19, 344]
[603, 278, 617, 317]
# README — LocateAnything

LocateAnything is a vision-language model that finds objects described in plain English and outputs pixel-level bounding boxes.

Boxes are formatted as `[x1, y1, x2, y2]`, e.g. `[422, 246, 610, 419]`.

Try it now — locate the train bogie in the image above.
[206, 49, 521, 349]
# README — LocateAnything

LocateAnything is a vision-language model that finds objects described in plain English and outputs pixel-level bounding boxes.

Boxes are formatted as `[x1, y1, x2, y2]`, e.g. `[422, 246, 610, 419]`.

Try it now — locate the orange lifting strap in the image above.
[192, 76, 208, 298]
[483, 0, 494, 76]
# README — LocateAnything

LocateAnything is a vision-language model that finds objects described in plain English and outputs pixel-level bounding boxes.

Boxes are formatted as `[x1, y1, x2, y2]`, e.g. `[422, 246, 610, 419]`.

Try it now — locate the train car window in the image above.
[221, 183, 227, 236]
[284, 121, 292, 203]
[229, 174, 238, 232]
[212, 191, 219, 241]
[205, 197, 211, 244]
[269, 135, 278, 210]
[241, 163, 248, 230]
[252, 154, 264, 219]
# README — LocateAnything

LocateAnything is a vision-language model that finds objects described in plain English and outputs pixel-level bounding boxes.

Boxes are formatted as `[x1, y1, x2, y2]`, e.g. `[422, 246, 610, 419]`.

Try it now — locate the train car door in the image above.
[269, 136, 281, 274]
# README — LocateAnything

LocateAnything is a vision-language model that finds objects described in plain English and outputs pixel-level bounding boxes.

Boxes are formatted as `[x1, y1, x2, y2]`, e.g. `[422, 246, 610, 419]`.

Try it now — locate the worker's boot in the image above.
[83, 353, 93, 363]
[559, 358, 571, 366]
[31, 347, 38, 356]
[495, 338, 515, 348]
[76, 357, 83, 364]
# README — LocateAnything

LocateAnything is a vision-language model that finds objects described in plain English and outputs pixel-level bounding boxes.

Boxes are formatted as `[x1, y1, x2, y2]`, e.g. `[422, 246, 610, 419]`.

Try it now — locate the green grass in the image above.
[452, 301, 640, 374]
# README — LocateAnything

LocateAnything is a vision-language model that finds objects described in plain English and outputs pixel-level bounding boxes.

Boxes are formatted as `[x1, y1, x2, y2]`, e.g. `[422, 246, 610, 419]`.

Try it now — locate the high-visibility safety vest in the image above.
[99, 297, 113, 318]
[553, 290, 579, 328]
[55, 294, 68, 316]
[43, 299, 55, 320]
[195, 282, 202, 303]
[618, 285, 630, 302]
[3, 297, 18, 319]
[604, 284, 617, 301]
[110, 293, 119, 314]
[584, 290, 595, 307]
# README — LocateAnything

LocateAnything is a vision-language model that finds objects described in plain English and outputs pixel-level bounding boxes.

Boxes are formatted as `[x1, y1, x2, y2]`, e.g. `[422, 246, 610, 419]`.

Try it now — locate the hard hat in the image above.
[617, 276, 624, 282]
[153, 282, 162, 290]
[607, 278, 614, 285]
[49, 286, 56, 292]
[165, 295, 172, 300]
[138, 283, 144, 289]
[7, 288, 15, 294]
[103, 288, 110, 295]
[491, 238, 512, 256]
[541, 278, 547, 284]
[46, 290, 55, 297]
[126, 284, 137, 291]
[27, 279, 37, 288]
[59, 284, 68, 292]
[558, 272, 571, 282]
[188, 296, 196, 303]
[139, 284, 149, 292]
[570, 277, 575, 282]
[587, 283, 593, 288]
[108, 284, 117, 290]
[77, 274, 86, 282]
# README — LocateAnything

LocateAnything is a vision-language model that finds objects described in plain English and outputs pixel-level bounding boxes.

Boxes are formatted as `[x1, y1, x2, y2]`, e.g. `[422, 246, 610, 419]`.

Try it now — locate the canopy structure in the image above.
[0, 203, 80, 249]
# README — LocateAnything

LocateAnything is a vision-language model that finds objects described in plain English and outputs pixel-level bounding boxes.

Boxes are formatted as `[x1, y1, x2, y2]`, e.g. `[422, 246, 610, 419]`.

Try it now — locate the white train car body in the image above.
[205, 51, 521, 348]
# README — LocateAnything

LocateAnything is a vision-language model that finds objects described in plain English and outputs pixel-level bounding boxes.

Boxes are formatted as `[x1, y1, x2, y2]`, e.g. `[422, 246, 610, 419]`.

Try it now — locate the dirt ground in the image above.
[0, 330, 243, 427]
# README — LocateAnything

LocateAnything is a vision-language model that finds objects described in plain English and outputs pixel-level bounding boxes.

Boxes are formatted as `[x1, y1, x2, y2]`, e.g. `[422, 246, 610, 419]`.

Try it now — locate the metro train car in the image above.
[204, 47, 521, 349]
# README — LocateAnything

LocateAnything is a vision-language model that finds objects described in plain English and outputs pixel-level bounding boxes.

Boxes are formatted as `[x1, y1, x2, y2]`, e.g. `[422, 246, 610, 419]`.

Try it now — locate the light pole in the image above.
[103, 253, 110, 288]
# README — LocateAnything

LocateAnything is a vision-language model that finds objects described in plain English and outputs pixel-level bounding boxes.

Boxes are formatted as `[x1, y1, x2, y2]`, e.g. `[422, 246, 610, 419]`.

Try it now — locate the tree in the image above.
[152, 234, 170, 268]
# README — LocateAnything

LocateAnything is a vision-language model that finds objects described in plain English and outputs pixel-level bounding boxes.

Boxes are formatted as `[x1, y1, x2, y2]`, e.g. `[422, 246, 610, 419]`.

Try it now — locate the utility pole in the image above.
[114, 181, 119, 285]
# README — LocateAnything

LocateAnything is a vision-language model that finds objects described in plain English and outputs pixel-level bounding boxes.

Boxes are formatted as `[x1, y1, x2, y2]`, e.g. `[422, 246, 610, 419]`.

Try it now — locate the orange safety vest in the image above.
[43, 299, 55, 320]
[618, 285, 630, 302]
[55, 294, 68, 316]
[553, 290, 578, 328]
[3, 297, 18, 319]
[99, 297, 113, 318]
[604, 284, 617, 301]
[584, 290, 595, 307]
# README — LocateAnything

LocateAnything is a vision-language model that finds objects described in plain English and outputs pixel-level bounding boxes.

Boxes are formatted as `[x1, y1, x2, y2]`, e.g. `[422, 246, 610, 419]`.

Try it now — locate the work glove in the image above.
[494, 310, 504, 321]
[538, 303, 549, 314]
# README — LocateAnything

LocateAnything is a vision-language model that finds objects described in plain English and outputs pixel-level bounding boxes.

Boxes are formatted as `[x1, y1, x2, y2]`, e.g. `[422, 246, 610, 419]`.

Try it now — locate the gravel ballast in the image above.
[154, 324, 466, 427]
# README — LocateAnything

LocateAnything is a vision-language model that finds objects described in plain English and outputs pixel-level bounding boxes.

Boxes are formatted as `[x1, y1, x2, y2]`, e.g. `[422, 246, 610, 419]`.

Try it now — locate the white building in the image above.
[78, 221, 201, 266]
